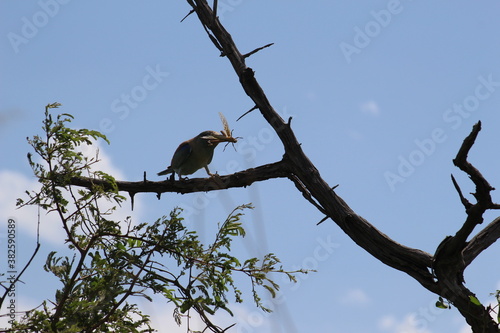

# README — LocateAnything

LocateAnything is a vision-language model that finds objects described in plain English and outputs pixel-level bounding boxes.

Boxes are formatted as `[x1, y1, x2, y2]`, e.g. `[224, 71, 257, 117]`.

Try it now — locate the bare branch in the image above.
[432, 122, 500, 331]
[453, 121, 496, 203]
[463, 217, 500, 267]
[451, 174, 472, 209]
[439, 122, 500, 256]
[243, 43, 274, 59]
[64, 160, 290, 196]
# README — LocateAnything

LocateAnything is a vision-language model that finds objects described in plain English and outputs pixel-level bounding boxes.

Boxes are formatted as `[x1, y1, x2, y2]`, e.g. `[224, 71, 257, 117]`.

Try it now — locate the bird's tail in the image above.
[157, 167, 173, 176]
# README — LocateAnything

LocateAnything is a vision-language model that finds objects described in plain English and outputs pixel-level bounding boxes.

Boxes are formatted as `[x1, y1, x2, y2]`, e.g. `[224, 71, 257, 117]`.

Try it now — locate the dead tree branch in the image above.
[65, 160, 290, 197]
[432, 122, 500, 331]
[463, 216, 500, 267]
[184, 0, 438, 293]
[59, 1, 500, 331]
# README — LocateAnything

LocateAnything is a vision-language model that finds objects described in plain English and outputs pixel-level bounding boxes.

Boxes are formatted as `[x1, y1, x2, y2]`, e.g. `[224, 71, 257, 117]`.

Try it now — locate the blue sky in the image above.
[1, 1, 500, 332]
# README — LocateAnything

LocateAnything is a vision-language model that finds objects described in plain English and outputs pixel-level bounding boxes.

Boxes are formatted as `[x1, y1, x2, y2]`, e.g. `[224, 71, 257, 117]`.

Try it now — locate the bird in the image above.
[157, 130, 236, 180]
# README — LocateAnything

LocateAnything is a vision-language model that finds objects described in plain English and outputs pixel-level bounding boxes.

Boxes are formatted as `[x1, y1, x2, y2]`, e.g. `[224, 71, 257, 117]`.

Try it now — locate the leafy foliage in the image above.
[9, 104, 306, 332]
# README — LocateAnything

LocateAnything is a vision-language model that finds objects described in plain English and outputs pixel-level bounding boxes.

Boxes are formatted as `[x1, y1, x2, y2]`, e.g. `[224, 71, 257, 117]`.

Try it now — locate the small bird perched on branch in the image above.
[158, 113, 238, 180]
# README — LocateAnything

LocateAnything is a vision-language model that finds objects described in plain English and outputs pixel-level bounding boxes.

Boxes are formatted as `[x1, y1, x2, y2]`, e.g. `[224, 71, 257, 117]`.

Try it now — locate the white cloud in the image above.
[0, 294, 44, 329]
[136, 297, 187, 332]
[378, 314, 431, 333]
[74, 141, 145, 230]
[360, 100, 381, 116]
[379, 315, 397, 330]
[0, 141, 143, 245]
[339, 288, 371, 306]
[140, 298, 265, 333]
[76, 141, 125, 179]
[0, 169, 64, 244]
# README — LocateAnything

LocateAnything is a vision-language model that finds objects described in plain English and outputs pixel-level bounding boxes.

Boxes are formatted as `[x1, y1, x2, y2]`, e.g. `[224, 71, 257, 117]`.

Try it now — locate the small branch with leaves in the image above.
[7, 103, 308, 332]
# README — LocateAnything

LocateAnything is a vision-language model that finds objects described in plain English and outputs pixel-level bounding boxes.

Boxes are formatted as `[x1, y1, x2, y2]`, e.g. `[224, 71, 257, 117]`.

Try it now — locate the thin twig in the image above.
[243, 43, 274, 59]
[181, 9, 196, 22]
[237, 105, 258, 122]
[0, 212, 41, 309]
[450, 174, 472, 209]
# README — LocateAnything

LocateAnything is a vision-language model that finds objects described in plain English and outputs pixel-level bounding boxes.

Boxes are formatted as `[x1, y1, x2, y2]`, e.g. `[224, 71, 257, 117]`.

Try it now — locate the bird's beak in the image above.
[202, 133, 238, 144]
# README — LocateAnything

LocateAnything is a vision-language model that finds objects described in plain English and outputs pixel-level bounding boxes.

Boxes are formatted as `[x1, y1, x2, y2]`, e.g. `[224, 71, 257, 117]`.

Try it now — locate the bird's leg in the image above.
[171, 173, 186, 181]
[204, 166, 221, 180]
[204, 166, 214, 176]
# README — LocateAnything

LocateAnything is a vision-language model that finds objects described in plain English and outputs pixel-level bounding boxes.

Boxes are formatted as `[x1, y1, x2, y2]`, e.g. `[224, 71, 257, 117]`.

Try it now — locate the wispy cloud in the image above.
[339, 288, 371, 306]
[360, 100, 381, 116]
[378, 314, 431, 333]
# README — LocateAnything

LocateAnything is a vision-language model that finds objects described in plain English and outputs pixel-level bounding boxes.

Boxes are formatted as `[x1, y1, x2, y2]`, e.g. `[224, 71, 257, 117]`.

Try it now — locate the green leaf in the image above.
[180, 300, 192, 314]
[468, 295, 482, 306]
[47, 102, 62, 109]
[263, 284, 277, 298]
[435, 297, 449, 309]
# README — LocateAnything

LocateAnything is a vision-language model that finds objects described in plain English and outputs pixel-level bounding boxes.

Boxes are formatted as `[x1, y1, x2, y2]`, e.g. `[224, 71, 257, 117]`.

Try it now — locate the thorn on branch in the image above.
[237, 105, 258, 122]
[130, 192, 135, 211]
[243, 43, 274, 59]
[316, 216, 329, 225]
[181, 9, 196, 23]
[143, 171, 147, 183]
[221, 323, 236, 332]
